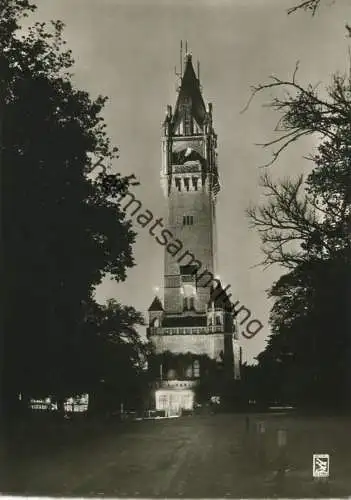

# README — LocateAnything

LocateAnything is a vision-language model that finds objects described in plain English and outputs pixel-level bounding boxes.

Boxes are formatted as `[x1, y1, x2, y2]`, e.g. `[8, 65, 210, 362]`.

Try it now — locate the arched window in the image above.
[215, 315, 221, 325]
[167, 369, 176, 380]
[175, 177, 181, 191]
[193, 360, 200, 378]
[183, 296, 195, 311]
[158, 394, 168, 410]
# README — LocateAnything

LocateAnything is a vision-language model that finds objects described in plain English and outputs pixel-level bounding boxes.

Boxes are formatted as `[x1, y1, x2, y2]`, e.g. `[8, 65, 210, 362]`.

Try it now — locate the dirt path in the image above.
[2, 413, 351, 497]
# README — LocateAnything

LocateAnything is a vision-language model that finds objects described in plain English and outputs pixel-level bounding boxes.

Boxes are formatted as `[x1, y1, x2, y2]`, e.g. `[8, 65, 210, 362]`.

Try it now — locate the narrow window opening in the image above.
[183, 215, 194, 226]
[193, 360, 200, 378]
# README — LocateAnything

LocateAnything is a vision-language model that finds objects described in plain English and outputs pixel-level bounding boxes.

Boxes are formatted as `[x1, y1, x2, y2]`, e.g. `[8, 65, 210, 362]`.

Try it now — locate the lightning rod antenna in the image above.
[180, 40, 183, 76]
[197, 60, 200, 82]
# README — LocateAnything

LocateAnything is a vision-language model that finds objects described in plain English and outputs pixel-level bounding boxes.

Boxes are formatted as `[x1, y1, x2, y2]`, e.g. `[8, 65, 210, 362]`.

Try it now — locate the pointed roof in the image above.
[172, 54, 207, 131]
[148, 296, 164, 312]
[208, 282, 232, 311]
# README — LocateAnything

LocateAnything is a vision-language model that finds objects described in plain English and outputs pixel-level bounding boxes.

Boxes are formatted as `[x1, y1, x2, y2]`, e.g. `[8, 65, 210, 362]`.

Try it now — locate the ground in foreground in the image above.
[2, 412, 351, 497]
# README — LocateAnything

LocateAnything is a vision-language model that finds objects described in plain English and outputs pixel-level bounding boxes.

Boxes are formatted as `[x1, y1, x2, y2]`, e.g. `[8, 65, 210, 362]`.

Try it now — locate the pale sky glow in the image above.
[30, 0, 350, 363]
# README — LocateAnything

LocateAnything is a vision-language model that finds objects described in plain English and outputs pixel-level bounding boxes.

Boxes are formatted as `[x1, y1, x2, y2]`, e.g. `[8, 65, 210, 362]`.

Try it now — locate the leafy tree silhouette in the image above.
[1, 1, 143, 418]
[245, 0, 351, 410]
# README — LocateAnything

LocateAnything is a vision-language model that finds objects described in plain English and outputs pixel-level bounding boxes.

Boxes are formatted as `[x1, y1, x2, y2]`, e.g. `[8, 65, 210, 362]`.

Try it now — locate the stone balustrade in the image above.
[149, 325, 223, 335]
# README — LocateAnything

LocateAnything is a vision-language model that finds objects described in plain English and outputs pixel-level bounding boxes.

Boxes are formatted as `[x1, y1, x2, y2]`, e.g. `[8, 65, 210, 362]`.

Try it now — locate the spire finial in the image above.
[180, 40, 183, 77]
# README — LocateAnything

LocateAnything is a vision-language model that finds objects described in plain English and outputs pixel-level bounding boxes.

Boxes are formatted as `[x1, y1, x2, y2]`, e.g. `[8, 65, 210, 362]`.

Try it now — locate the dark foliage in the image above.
[1, 1, 144, 417]
[246, 5, 351, 409]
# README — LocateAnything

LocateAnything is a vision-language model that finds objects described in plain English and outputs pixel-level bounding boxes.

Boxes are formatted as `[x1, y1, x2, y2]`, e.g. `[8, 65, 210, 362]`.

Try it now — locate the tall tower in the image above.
[147, 50, 240, 415]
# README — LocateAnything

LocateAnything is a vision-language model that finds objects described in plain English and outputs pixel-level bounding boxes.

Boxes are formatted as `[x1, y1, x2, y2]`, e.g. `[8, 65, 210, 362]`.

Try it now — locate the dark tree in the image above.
[255, 251, 350, 408]
[84, 299, 150, 414]
[2, 1, 139, 417]
[247, 66, 351, 268]
[246, 8, 351, 408]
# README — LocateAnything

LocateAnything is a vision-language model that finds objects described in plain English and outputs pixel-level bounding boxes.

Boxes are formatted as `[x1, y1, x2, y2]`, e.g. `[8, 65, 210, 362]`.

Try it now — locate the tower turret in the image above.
[147, 296, 164, 330]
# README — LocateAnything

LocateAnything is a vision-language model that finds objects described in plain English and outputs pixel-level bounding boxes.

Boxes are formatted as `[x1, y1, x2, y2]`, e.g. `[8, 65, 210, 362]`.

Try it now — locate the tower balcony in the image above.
[154, 380, 198, 390]
[172, 163, 201, 174]
[149, 325, 224, 336]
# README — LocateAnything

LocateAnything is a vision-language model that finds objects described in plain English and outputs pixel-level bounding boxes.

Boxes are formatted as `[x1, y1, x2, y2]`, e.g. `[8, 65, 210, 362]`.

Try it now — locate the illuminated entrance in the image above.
[156, 388, 194, 415]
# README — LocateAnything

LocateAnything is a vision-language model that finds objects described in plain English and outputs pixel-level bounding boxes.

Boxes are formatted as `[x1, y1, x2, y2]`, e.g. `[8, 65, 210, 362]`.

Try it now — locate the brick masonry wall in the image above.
[164, 181, 215, 312]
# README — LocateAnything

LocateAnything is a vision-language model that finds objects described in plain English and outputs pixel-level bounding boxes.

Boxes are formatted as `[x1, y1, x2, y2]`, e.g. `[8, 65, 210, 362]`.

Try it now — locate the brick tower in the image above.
[147, 51, 240, 415]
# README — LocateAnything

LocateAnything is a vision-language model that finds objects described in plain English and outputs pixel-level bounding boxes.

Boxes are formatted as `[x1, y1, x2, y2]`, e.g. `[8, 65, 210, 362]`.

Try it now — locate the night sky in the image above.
[30, 0, 350, 362]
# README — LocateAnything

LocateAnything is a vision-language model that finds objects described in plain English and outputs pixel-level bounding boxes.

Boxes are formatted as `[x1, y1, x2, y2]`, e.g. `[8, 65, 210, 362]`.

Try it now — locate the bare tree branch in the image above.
[243, 65, 351, 167]
[287, 0, 322, 16]
[246, 172, 343, 268]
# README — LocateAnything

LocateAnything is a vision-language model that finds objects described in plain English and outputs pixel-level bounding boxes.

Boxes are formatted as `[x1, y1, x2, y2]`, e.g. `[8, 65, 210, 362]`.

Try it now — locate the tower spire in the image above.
[171, 52, 206, 135]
